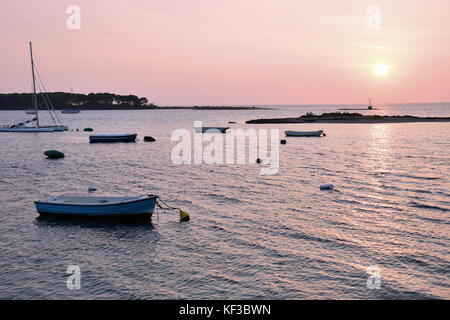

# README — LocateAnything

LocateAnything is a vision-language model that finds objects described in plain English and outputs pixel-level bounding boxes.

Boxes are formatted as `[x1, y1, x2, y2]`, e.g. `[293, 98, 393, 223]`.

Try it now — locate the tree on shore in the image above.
[0, 92, 155, 109]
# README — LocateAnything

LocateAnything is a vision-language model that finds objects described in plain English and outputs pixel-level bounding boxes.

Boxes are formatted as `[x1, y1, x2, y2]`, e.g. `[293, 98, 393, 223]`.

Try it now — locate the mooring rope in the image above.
[156, 196, 190, 222]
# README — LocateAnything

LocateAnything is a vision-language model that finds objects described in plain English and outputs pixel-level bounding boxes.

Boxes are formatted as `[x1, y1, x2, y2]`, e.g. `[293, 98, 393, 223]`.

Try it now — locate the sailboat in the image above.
[368, 98, 373, 110]
[0, 42, 68, 132]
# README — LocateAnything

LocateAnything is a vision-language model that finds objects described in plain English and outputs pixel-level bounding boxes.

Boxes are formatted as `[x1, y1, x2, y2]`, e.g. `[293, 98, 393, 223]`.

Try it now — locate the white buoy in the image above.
[88, 186, 97, 192]
[320, 184, 334, 190]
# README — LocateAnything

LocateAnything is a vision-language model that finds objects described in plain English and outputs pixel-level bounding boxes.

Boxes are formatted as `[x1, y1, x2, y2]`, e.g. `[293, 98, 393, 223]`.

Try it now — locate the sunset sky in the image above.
[1, 0, 449, 105]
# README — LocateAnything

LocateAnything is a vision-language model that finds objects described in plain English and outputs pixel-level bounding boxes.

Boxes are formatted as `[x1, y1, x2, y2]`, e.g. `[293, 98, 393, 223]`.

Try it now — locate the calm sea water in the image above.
[0, 103, 449, 299]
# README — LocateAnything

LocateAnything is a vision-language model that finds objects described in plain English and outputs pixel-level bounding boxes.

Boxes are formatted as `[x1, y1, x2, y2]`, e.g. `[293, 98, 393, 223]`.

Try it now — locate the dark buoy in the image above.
[144, 136, 156, 142]
[179, 209, 190, 222]
[44, 150, 65, 159]
[256, 158, 262, 164]
[83, 127, 93, 132]
[280, 139, 286, 144]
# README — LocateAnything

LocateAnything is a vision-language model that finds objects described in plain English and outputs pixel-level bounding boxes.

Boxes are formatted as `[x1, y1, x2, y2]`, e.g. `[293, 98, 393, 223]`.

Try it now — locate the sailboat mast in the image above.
[29, 41, 39, 127]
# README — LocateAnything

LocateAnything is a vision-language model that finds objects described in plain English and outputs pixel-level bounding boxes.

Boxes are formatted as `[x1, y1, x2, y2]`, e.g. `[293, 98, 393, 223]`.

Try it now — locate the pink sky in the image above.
[1, 0, 449, 105]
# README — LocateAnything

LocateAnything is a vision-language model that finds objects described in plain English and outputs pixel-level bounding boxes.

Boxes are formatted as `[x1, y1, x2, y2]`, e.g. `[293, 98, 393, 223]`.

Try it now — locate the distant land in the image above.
[246, 112, 450, 124]
[0, 92, 268, 110]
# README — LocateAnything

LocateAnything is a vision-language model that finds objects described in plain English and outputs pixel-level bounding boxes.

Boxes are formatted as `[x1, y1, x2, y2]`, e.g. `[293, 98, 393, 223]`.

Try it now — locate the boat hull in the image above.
[0, 127, 59, 132]
[89, 134, 137, 143]
[50, 125, 69, 131]
[34, 195, 157, 218]
[285, 130, 323, 137]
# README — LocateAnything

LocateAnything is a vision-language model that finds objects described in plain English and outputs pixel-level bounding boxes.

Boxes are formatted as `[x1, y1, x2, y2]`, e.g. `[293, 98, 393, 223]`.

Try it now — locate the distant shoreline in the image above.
[149, 106, 270, 110]
[246, 112, 450, 124]
[0, 106, 270, 111]
[0, 92, 271, 111]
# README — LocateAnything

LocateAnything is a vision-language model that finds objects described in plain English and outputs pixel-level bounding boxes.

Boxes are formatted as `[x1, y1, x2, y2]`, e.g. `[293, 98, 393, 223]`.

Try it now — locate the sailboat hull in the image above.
[46, 125, 69, 131]
[0, 127, 56, 132]
[0, 125, 68, 132]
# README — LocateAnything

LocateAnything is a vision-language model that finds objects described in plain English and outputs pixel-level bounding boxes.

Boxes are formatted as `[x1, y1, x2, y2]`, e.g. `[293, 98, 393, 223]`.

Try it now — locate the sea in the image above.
[0, 103, 449, 299]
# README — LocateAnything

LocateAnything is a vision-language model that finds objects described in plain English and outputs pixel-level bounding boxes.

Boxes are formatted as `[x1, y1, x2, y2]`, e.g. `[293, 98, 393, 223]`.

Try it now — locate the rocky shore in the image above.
[246, 112, 450, 124]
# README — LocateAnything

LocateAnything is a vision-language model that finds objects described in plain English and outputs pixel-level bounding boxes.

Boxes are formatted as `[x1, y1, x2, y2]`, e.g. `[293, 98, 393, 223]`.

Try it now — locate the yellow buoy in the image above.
[179, 209, 190, 222]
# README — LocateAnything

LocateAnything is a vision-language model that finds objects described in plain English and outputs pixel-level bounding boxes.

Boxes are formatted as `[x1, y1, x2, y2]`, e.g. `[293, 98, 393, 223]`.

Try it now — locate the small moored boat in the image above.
[285, 130, 324, 137]
[89, 133, 137, 143]
[61, 109, 80, 114]
[195, 127, 229, 133]
[34, 195, 157, 218]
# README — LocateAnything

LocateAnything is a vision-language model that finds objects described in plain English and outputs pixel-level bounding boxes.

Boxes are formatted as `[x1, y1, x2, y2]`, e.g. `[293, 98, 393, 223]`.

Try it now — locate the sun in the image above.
[374, 63, 391, 76]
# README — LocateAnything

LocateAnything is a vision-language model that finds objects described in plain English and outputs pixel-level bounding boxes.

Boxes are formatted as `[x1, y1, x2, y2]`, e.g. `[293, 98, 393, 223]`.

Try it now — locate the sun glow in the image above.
[374, 64, 391, 76]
